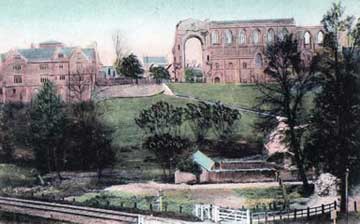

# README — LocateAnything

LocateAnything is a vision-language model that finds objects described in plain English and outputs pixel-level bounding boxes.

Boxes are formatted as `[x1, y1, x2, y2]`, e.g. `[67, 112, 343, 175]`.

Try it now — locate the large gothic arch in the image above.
[172, 18, 325, 83]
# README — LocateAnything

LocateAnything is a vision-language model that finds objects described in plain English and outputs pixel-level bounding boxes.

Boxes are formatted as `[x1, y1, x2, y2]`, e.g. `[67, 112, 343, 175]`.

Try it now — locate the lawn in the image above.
[96, 94, 260, 176]
[71, 184, 304, 215]
[0, 163, 35, 188]
[168, 83, 262, 109]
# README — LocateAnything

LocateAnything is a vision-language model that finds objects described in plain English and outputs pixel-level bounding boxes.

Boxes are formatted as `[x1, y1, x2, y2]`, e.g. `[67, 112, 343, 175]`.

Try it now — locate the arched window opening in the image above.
[255, 54, 263, 68]
[214, 77, 220, 83]
[252, 29, 261, 44]
[239, 29, 246, 45]
[224, 30, 233, 45]
[304, 31, 311, 45]
[211, 31, 219, 45]
[228, 62, 234, 69]
[279, 28, 289, 40]
[267, 29, 275, 43]
[317, 31, 324, 44]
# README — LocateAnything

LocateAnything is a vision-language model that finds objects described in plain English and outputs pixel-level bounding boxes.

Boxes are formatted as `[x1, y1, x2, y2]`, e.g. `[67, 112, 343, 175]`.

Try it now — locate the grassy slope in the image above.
[0, 164, 35, 188]
[168, 83, 262, 108]
[96, 94, 259, 175]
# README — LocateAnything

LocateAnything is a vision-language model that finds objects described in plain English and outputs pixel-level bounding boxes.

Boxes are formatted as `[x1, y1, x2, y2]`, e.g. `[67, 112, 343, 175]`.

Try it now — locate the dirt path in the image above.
[105, 181, 303, 194]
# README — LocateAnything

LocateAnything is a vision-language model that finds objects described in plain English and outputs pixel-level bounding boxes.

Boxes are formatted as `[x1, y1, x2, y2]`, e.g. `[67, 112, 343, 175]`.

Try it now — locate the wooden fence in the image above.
[194, 201, 338, 223]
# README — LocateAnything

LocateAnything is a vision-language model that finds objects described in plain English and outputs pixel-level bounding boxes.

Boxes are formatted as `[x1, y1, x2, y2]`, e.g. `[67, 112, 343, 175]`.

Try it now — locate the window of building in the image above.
[12, 89, 16, 94]
[14, 55, 21, 60]
[59, 64, 64, 69]
[58, 53, 64, 58]
[14, 75, 22, 83]
[279, 28, 289, 40]
[40, 64, 48, 70]
[252, 29, 260, 44]
[243, 62, 247, 69]
[317, 31, 324, 44]
[239, 29, 246, 45]
[40, 77, 48, 83]
[178, 45, 180, 50]
[215, 63, 220, 69]
[13, 64, 22, 71]
[255, 53, 263, 68]
[207, 55, 210, 61]
[211, 31, 219, 45]
[60, 75, 66, 80]
[228, 62, 234, 69]
[76, 63, 83, 71]
[267, 29, 275, 43]
[224, 30, 232, 45]
[304, 31, 311, 45]
[0, 88, 2, 95]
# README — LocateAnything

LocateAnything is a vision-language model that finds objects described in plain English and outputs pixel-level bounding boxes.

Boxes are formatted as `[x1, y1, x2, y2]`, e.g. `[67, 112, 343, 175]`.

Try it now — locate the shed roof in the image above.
[193, 150, 215, 171]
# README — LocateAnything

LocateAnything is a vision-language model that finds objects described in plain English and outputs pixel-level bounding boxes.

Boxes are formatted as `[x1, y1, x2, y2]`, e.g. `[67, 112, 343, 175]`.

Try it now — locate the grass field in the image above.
[0, 164, 35, 188]
[168, 83, 261, 109]
[72, 185, 303, 215]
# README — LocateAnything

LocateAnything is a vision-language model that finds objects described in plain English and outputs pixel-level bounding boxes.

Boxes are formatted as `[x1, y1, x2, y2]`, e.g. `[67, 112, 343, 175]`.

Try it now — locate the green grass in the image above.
[96, 94, 260, 177]
[168, 83, 262, 108]
[0, 163, 35, 188]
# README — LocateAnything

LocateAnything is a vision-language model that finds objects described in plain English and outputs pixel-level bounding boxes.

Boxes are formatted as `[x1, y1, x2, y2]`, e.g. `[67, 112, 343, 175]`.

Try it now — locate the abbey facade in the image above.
[172, 18, 325, 83]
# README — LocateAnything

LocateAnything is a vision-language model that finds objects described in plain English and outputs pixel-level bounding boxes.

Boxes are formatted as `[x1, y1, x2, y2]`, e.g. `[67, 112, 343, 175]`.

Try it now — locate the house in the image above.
[0, 41, 101, 103]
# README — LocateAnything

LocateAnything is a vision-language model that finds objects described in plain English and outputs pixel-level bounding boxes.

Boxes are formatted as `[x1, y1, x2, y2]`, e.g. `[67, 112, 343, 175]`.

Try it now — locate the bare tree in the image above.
[112, 30, 129, 70]
[68, 66, 94, 102]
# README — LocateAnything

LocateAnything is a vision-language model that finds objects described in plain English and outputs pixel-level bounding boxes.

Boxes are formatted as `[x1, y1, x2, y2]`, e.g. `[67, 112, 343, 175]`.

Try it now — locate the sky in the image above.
[0, 0, 359, 65]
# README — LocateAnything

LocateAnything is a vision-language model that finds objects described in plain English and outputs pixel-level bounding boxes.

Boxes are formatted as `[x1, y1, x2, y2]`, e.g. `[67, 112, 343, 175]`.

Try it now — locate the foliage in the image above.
[64, 101, 115, 179]
[135, 101, 184, 136]
[256, 34, 316, 194]
[120, 53, 144, 84]
[176, 157, 202, 176]
[184, 102, 212, 142]
[185, 68, 203, 83]
[211, 101, 241, 140]
[149, 66, 170, 83]
[0, 106, 15, 162]
[143, 134, 191, 179]
[304, 2, 360, 212]
[29, 80, 66, 176]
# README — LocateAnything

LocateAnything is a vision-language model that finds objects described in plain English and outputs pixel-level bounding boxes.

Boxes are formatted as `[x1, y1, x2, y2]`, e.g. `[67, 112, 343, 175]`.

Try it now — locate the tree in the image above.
[211, 102, 241, 140]
[184, 102, 212, 143]
[185, 68, 203, 83]
[120, 54, 144, 84]
[149, 65, 170, 83]
[30, 80, 66, 179]
[135, 101, 184, 136]
[0, 106, 15, 162]
[112, 30, 129, 74]
[64, 101, 115, 179]
[256, 34, 316, 194]
[305, 3, 360, 212]
[143, 134, 191, 180]
[68, 71, 92, 102]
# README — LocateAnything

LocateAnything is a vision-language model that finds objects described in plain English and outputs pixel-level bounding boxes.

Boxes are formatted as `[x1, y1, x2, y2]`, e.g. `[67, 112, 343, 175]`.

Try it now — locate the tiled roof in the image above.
[15, 47, 96, 62]
[193, 150, 215, 171]
[39, 40, 63, 45]
[143, 56, 167, 65]
[18, 48, 56, 61]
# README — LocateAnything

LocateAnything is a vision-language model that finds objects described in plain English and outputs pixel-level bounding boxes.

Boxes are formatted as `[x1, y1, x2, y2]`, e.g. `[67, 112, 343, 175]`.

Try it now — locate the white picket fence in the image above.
[194, 204, 250, 223]
[194, 201, 337, 223]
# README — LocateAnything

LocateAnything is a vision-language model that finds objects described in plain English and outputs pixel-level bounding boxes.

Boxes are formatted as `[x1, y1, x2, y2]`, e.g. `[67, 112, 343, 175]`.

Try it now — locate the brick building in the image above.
[172, 18, 327, 83]
[0, 41, 101, 103]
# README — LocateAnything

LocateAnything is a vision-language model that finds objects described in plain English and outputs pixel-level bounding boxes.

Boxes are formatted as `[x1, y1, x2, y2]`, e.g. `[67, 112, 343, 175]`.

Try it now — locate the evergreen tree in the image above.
[120, 53, 144, 84]
[305, 3, 360, 212]
[256, 34, 316, 194]
[30, 80, 66, 179]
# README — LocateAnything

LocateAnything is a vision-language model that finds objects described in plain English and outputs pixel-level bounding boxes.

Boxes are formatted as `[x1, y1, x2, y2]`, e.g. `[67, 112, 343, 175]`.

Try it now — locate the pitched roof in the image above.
[18, 48, 56, 61]
[39, 40, 63, 45]
[14, 47, 96, 62]
[193, 150, 215, 171]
